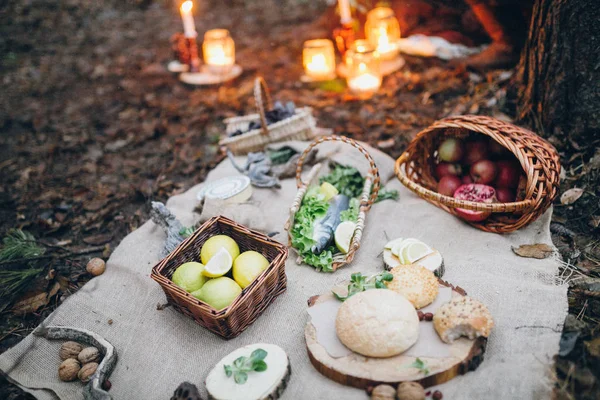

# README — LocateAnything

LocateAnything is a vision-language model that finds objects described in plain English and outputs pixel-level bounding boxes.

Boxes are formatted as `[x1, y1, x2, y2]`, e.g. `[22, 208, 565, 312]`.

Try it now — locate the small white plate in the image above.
[336, 56, 405, 78]
[167, 60, 189, 73]
[180, 64, 243, 86]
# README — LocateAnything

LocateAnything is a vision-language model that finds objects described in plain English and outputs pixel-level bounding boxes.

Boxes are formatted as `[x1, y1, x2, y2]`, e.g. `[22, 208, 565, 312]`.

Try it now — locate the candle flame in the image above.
[308, 54, 327, 71]
[377, 27, 389, 47]
[181, 0, 193, 13]
[358, 62, 367, 73]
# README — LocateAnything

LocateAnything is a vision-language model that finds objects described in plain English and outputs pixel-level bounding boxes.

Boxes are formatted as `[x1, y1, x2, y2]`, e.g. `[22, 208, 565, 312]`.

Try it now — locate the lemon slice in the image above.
[320, 182, 339, 201]
[335, 221, 357, 254]
[384, 238, 403, 250]
[202, 247, 233, 278]
[401, 241, 433, 264]
[392, 238, 420, 260]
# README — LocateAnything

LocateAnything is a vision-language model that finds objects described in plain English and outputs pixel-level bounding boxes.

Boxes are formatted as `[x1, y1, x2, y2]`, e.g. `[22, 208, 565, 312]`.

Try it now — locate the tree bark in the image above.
[514, 0, 600, 156]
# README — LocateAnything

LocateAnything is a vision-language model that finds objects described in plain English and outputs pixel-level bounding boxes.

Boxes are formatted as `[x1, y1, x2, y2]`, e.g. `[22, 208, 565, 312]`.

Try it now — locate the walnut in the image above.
[86, 258, 106, 276]
[396, 381, 426, 400]
[78, 347, 100, 364]
[59, 341, 83, 360]
[371, 384, 396, 400]
[58, 359, 81, 381]
[78, 362, 98, 383]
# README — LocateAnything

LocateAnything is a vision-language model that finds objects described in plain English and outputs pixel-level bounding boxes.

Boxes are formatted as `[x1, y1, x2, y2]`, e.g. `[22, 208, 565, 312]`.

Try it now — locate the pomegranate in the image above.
[470, 160, 497, 184]
[438, 138, 464, 162]
[462, 175, 473, 184]
[453, 184, 497, 222]
[463, 140, 489, 165]
[495, 160, 521, 188]
[496, 188, 515, 203]
[437, 175, 462, 197]
[434, 162, 462, 179]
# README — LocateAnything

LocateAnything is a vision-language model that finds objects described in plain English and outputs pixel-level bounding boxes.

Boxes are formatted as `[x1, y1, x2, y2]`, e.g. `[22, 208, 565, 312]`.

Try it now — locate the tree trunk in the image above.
[514, 0, 600, 156]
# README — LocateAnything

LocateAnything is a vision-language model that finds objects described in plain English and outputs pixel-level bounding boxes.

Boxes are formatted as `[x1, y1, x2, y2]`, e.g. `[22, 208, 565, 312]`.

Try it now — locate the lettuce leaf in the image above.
[340, 198, 359, 223]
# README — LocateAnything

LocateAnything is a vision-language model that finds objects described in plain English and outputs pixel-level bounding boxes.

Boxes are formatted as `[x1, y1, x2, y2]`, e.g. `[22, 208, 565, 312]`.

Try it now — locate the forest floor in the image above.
[1, 0, 598, 399]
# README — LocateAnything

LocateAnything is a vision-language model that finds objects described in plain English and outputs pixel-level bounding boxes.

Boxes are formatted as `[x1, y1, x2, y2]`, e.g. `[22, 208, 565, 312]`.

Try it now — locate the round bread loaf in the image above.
[335, 290, 419, 358]
[386, 265, 439, 309]
[433, 296, 494, 343]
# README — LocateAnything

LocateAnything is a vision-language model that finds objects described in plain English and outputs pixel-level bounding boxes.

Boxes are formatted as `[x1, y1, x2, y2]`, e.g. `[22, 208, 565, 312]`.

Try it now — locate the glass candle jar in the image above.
[302, 39, 336, 81]
[202, 29, 235, 74]
[365, 7, 401, 60]
[345, 40, 382, 97]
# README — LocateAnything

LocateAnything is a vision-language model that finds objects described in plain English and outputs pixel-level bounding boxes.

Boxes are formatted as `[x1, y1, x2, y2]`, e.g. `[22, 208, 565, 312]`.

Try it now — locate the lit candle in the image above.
[345, 40, 382, 96]
[365, 7, 401, 60]
[303, 39, 336, 81]
[180, 1, 196, 38]
[347, 63, 381, 94]
[338, 0, 352, 24]
[203, 29, 235, 74]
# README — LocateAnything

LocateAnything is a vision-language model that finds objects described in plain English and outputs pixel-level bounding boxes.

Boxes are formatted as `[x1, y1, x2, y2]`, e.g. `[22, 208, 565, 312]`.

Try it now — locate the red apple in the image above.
[470, 160, 497, 184]
[437, 175, 463, 197]
[463, 140, 489, 165]
[495, 160, 521, 188]
[496, 188, 516, 203]
[435, 162, 463, 179]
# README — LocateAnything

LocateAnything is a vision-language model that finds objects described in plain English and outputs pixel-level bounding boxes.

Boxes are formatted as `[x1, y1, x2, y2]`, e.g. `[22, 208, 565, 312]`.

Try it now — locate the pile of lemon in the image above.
[172, 235, 270, 310]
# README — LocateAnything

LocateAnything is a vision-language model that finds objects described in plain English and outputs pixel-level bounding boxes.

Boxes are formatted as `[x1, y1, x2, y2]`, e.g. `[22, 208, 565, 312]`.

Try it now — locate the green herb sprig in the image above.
[410, 358, 430, 375]
[333, 272, 393, 301]
[224, 349, 268, 384]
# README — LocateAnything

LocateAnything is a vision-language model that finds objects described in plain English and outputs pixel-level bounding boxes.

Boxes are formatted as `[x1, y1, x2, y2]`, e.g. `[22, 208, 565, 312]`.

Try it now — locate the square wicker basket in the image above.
[150, 215, 288, 339]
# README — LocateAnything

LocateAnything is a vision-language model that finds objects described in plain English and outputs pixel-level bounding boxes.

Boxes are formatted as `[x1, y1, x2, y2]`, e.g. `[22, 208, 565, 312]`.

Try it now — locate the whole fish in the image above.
[311, 194, 350, 254]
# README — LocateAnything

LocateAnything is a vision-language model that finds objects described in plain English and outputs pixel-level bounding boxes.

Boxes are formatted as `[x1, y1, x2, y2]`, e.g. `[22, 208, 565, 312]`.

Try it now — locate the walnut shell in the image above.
[58, 359, 81, 382]
[371, 384, 396, 400]
[78, 362, 98, 383]
[78, 347, 100, 364]
[86, 258, 106, 276]
[397, 381, 426, 400]
[59, 341, 83, 360]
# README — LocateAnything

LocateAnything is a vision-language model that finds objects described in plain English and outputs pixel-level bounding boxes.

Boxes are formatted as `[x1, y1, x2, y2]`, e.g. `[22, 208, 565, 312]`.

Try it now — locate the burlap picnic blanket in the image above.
[0, 141, 568, 400]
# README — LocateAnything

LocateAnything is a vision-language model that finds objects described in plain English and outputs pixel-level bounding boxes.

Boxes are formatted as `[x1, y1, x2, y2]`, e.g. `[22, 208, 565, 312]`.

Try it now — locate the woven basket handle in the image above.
[395, 152, 535, 213]
[295, 135, 381, 211]
[254, 77, 273, 136]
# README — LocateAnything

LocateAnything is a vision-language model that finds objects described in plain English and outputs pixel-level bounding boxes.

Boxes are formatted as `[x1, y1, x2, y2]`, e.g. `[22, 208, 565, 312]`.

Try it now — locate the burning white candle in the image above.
[338, 0, 352, 24]
[180, 1, 196, 38]
[303, 39, 336, 81]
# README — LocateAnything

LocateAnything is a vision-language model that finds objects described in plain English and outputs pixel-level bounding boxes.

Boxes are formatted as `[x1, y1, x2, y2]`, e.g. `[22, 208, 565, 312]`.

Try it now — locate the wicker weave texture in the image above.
[151, 216, 288, 339]
[395, 115, 561, 233]
[220, 77, 321, 155]
[285, 135, 380, 271]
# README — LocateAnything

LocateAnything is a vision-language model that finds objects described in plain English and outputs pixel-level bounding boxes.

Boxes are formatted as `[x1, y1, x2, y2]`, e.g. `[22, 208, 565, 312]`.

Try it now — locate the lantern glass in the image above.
[203, 29, 235, 74]
[365, 7, 401, 60]
[302, 39, 336, 81]
[345, 40, 382, 96]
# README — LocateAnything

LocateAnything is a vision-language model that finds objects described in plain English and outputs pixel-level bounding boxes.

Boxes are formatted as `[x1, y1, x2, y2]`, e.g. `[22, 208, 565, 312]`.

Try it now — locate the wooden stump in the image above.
[305, 282, 487, 389]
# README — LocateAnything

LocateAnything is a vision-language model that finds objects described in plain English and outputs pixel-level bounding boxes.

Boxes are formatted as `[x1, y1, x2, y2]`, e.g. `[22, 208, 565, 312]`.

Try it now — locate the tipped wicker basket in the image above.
[395, 115, 561, 233]
[285, 135, 380, 271]
[150, 215, 288, 339]
[220, 77, 321, 155]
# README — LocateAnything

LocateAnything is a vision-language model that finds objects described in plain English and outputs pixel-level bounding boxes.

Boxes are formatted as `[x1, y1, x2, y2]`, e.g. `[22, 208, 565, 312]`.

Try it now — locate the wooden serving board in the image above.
[305, 280, 486, 390]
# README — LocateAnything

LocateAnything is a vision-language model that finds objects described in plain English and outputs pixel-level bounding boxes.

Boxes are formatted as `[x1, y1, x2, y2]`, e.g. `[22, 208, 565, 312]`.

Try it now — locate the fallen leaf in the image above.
[560, 188, 584, 205]
[11, 292, 48, 315]
[511, 243, 555, 259]
[83, 233, 113, 245]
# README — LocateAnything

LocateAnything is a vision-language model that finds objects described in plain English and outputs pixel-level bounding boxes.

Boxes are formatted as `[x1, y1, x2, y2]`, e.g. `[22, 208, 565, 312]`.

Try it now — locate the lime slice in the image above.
[384, 238, 403, 250]
[401, 241, 433, 264]
[335, 221, 357, 254]
[202, 247, 233, 278]
[320, 182, 339, 201]
[392, 238, 419, 259]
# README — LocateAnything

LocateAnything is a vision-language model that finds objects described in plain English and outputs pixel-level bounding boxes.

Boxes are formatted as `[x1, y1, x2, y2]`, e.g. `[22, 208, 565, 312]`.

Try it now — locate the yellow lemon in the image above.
[200, 235, 240, 264]
[232, 251, 270, 289]
[320, 182, 339, 201]
[192, 277, 242, 310]
[202, 248, 233, 278]
[171, 262, 207, 293]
